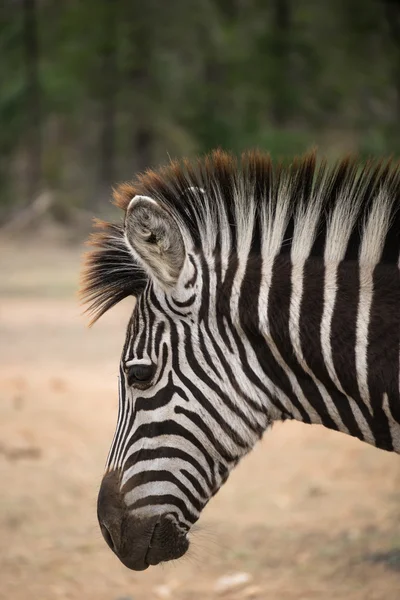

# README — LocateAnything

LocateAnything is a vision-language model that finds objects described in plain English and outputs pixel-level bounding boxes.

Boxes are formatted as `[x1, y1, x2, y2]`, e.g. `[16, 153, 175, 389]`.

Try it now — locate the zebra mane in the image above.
[80, 150, 400, 324]
[80, 220, 148, 324]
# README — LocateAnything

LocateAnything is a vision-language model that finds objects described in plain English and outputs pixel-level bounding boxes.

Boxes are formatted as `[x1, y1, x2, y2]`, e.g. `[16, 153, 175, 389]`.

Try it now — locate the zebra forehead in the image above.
[80, 150, 400, 324]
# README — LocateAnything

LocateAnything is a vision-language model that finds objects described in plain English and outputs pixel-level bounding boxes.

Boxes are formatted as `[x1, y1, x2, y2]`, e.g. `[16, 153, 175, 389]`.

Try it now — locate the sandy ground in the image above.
[1, 239, 400, 600]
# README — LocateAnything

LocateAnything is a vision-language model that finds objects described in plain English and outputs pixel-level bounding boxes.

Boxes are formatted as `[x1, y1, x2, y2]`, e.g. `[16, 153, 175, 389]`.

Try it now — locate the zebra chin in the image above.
[97, 471, 190, 570]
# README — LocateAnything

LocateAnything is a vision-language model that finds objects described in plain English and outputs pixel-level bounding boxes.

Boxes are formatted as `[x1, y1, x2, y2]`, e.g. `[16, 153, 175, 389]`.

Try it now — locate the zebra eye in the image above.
[126, 363, 155, 388]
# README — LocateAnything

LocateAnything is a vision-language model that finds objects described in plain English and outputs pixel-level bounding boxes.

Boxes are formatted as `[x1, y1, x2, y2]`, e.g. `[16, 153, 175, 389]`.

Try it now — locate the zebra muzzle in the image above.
[97, 470, 189, 570]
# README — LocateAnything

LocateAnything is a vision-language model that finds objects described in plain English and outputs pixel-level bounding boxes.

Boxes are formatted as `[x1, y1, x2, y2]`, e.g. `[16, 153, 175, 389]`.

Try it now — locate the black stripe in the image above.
[268, 255, 339, 430]
[153, 342, 168, 387]
[197, 324, 223, 381]
[164, 295, 189, 318]
[301, 258, 364, 440]
[121, 421, 215, 472]
[367, 263, 400, 450]
[175, 405, 238, 462]
[135, 292, 147, 359]
[170, 293, 196, 308]
[238, 253, 312, 423]
[331, 261, 376, 439]
[127, 494, 197, 522]
[108, 367, 130, 467]
[146, 300, 155, 357]
[123, 447, 213, 490]
[202, 251, 233, 353]
[122, 470, 203, 512]
[135, 372, 189, 413]
[124, 311, 138, 362]
[180, 469, 208, 499]
[237, 252, 295, 418]
[184, 254, 198, 288]
[380, 204, 400, 263]
[113, 393, 137, 468]
[154, 320, 165, 354]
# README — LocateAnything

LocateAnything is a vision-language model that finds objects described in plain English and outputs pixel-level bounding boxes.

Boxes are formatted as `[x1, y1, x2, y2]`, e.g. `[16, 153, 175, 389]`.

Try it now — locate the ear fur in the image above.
[124, 195, 185, 289]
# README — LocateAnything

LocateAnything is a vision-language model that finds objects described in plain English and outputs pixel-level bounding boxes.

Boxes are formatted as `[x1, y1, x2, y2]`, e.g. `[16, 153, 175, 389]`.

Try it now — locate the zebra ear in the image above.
[124, 195, 185, 290]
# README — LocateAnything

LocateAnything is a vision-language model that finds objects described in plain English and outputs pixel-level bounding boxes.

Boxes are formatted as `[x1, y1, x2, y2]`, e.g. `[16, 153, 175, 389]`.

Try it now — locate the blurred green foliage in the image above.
[1, 0, 399, 215]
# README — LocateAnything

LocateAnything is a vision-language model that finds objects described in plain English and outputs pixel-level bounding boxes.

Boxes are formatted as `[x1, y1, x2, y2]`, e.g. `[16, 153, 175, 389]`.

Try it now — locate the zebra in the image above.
[80, 150, 400, 571]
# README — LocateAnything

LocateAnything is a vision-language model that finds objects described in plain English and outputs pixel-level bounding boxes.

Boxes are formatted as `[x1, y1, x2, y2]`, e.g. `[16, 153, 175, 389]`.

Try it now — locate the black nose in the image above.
[97, 471, 189, 570]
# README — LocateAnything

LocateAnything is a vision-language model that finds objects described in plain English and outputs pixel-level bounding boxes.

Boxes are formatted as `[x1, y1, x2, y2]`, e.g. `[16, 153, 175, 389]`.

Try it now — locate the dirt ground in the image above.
[1, 238, 400, 600]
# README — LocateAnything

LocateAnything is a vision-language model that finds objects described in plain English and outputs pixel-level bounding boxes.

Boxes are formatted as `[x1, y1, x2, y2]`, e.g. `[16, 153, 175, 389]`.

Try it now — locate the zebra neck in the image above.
[235, 254, 400, 453]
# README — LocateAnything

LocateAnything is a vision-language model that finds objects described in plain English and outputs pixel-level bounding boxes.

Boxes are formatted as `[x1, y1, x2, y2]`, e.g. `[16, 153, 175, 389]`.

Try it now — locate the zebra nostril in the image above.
[100, 523, 116, 553]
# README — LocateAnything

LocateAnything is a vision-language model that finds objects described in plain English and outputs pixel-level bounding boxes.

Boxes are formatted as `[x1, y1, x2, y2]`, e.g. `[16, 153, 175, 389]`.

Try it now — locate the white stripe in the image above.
[105, 372, 124, 470]
[355, 192, 392, 413]
[126, 357, 152, 366]
[125, 481, 199, 518]
[320, 263, 374, 440]
[289, 261, 349, 432]
[122, 458, 209, 501]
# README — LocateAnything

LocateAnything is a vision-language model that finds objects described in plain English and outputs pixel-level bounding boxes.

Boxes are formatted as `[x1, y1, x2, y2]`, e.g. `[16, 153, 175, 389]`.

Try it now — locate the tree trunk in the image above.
[270, 0, 292, 128]
[97, 0, 118, 204]
[130, 71, 154, 172]
[382, 0, 400, 148]
[23, 0, 41, 202]
[128, 3, 154, 173]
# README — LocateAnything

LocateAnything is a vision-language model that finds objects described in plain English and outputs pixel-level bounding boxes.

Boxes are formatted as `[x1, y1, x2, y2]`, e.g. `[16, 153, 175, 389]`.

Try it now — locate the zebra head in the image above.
[81, 156, 275, 570]
[81, 151, 400, 570]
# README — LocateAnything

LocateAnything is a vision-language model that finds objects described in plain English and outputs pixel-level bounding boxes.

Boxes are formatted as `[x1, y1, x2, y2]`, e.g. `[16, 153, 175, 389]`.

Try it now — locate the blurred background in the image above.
[1, 0, 400, 220]
[1, 1, 400, 599]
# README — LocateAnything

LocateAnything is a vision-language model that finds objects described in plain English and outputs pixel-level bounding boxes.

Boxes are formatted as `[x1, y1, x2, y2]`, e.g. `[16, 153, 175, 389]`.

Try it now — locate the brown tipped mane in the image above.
[80, 149, 400, 324]
[79, 220, 147, 325]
